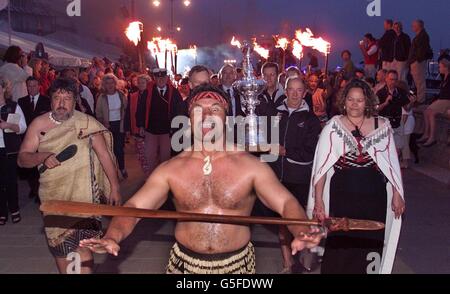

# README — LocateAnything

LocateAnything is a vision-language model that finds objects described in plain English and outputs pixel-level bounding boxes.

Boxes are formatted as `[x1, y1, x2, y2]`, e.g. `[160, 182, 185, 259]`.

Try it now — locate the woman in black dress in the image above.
[311, 79, 406, 274]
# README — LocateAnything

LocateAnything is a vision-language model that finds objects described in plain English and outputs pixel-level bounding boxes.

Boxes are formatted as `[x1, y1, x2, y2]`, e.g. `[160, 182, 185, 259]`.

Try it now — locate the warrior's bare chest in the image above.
[170, 161, 253, 211]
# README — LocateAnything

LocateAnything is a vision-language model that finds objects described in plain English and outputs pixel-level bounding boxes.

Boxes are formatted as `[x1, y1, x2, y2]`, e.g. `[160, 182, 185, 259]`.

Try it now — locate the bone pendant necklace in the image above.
[203, 156, 212, 176]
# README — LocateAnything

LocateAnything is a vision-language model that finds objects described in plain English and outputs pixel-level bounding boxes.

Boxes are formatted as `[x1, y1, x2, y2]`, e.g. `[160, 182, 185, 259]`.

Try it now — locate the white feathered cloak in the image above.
[306, 115, 405, 274]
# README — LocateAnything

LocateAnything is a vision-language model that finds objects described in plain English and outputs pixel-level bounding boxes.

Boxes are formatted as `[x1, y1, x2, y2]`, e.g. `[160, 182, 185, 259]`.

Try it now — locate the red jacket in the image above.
[129, 91, 140, 135]
[363, 41, 379, 66]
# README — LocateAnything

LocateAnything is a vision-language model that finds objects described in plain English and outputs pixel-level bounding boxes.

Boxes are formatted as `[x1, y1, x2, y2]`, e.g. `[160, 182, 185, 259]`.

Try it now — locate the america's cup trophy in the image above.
[233, 41, 267, 151]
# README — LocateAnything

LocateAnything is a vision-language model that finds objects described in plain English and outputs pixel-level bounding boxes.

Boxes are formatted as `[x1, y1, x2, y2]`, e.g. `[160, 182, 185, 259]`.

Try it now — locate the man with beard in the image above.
[80, 85, 322, 274]
[18, 78, 121, 274]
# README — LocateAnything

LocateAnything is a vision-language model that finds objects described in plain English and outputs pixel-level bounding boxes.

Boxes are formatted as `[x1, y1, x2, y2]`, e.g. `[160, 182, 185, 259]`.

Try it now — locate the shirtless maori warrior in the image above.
[80, 85, 322, 274]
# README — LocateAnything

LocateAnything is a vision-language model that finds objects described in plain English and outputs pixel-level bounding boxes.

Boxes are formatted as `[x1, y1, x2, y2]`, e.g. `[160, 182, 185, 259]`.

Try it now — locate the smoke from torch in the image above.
[188, 45, 197, 59]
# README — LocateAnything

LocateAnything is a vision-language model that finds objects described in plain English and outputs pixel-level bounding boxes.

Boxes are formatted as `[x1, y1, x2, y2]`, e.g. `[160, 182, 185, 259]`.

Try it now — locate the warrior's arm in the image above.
[91, 133, 120, 194]
[18, 119, 53, 168]
[253, 160, 310, 237]
[102, 163, 170, 244]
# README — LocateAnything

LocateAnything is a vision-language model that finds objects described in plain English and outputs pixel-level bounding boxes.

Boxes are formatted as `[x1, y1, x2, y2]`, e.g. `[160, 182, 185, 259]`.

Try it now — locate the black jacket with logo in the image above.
[270, 100, 321, 184]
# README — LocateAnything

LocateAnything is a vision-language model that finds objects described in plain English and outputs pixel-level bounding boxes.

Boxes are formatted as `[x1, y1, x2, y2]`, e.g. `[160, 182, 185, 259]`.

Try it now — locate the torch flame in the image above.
[275, 37, 289, 50]
[292, 39, 303, 60]
[147, 37, 178, 55]
[253, 41, 269, 59]
[231, 36, 242, 49]
[231, 36, 269, 59]
[125, 21, 143, 46]
[294, 28, 331, 55]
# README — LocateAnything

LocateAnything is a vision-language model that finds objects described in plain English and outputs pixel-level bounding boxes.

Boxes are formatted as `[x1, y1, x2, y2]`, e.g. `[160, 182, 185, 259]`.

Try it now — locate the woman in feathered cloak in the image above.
[306, 79, 405, 274]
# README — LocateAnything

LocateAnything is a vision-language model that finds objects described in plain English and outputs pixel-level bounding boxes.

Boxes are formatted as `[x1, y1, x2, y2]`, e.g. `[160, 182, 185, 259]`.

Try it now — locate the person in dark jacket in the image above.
[18, 77, 51, 202]
[393, 21, 411, 82]
[270, 76, 322, 273]
[408, 19, 433, 103]
[378, 19, 397, 71]
[376, 70, 411, 152]
[136, 68, 186, 175]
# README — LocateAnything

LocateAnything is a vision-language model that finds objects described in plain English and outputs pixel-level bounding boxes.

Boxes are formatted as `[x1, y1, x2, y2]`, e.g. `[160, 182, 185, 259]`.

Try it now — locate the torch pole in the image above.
[164, 49, 168, 70]
[137, 42, 144, 73]
[175, 50, 178, 74]
[170, 50, 175, 74]
[155, 54, 160, 69]
[325, 45, 331, 79]
[8, 0, 12, 46]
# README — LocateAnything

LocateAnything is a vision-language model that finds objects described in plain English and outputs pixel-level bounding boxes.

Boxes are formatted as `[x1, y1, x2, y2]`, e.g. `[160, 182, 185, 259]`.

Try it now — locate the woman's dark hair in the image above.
[3, 46, 23, 64]
[365, 77, 376, 88]
[48, 78, 79, 99]
[337, 79, 379, 117]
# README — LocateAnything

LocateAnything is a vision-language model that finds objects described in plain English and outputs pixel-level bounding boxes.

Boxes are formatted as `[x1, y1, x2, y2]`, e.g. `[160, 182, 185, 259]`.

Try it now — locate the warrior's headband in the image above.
[189, 91, 229, 114]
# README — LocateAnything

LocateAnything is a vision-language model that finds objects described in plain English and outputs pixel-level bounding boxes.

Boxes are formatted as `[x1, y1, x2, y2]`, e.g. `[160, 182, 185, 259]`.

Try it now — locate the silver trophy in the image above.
[233, 41, 267, 149]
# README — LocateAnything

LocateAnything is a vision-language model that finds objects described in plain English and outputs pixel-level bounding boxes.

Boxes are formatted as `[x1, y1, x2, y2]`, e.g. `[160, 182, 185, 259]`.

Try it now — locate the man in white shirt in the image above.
[18, 77, 51, 126]
[219, 64, 244, 117]
[18, 77, 51, 202]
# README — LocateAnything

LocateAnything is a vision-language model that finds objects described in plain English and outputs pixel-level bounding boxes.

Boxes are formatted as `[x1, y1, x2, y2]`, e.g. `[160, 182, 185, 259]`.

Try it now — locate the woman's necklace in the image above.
[49, 112, 62, 125]
[346, 116, 365, 139]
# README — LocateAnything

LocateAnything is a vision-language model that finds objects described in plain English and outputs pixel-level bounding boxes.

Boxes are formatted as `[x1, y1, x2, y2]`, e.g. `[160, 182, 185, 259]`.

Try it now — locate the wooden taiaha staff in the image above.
[40, 201, 384, 232]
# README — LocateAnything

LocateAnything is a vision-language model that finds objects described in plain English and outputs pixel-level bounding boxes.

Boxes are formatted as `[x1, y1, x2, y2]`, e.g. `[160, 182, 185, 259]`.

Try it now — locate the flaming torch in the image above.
[147, 38, 161, 68]
[125, 21, 144, 72]
[231, 36, 242, 49]
[294, 28, 331, 75]
[147, 38, 178, 73]
[231, 37, 269, 60]
[125, 21, 143, 46]
[275, 36, 289, 71]
[252, 40, 269, 60]
[292, 39, 304, 69]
